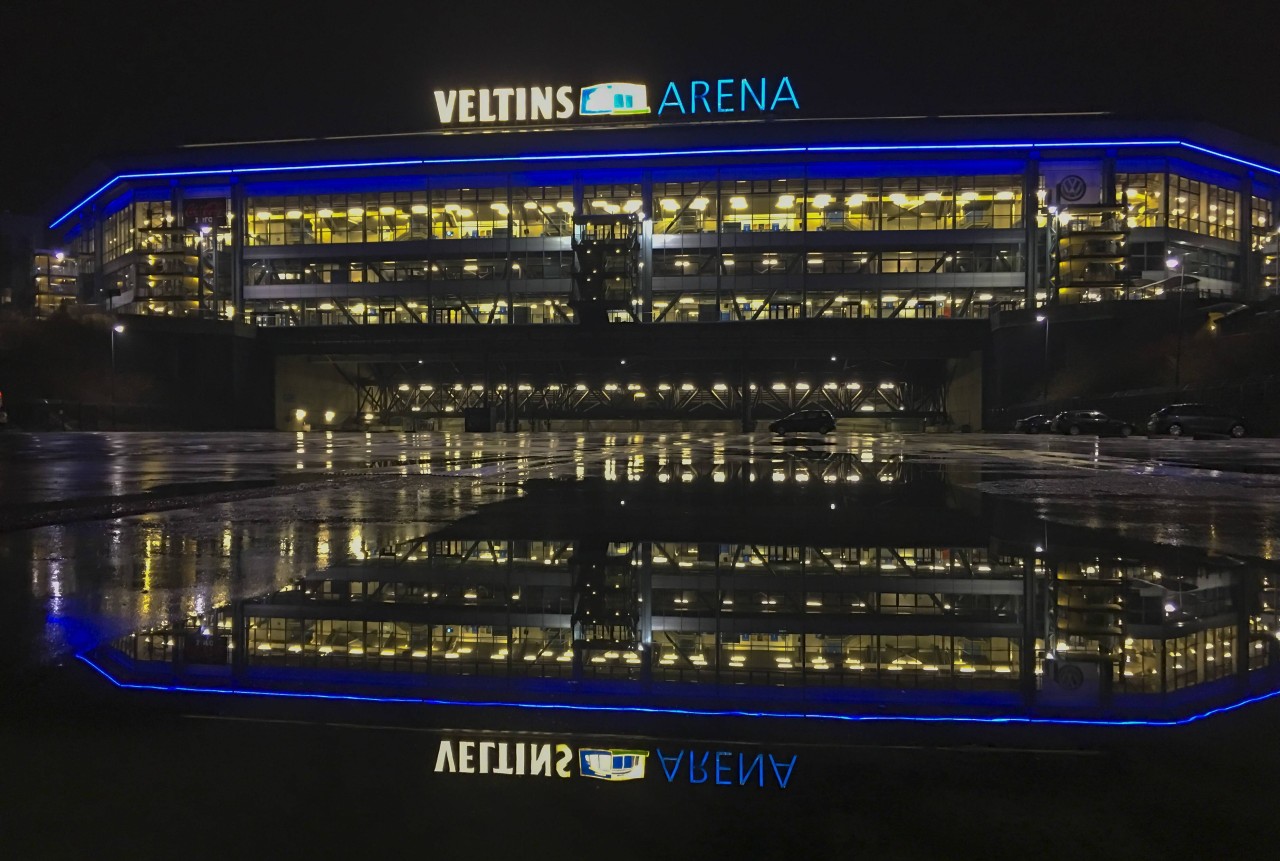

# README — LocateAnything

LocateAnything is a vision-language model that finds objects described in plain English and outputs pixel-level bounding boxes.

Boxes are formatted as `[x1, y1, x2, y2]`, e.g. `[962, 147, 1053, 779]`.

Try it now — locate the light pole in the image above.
[110, 323, 125, 428]
[1166, 254, 1183, 390]
[1036, 313, 1049, 402]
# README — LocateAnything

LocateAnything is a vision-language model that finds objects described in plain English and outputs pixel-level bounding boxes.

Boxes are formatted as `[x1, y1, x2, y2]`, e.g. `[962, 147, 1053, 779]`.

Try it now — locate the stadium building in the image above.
[28, 77, 1280, 430]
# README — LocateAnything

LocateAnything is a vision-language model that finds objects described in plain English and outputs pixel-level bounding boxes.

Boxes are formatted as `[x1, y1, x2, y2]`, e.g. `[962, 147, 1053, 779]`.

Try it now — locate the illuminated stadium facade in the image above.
[89, 450, 1280, 723]
[31, 98, 1280, 430]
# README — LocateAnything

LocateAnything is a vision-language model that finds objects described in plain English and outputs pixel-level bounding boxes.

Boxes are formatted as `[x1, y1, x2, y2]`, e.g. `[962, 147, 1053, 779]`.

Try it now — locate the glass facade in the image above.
[1116, 172, 1163, 228]
[104, 533, 1277, 708]
[1169, 174, 1240, 240]
[45, 137, 1280, 324]
[67, 195, 233, 318]
[32, 251, 79, 316]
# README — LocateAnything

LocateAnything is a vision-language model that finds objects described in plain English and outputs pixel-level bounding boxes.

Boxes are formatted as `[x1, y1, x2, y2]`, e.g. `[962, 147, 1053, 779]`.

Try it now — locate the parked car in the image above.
[1013, 414, 1053, 433]
[1146, 403, 1246, 438]
[769, 408, 836, 436]
[1050, 410, 1134, 437]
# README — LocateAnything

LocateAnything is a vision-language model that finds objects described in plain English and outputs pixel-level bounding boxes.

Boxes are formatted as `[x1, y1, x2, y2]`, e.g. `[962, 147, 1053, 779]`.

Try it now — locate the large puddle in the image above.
[13, 433, 1277, 725]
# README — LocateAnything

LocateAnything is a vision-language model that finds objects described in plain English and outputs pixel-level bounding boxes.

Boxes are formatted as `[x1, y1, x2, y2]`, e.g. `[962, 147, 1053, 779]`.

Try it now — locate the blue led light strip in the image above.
[74, 653, 1280, 728]
[48, 138, 1280, 230]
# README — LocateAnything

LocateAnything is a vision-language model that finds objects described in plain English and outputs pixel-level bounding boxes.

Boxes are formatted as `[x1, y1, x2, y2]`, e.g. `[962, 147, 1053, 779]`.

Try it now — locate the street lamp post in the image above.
[1166, 255, 1183, 390]
[110, 323, 124, 428]
[1036, 313, 1049, 402]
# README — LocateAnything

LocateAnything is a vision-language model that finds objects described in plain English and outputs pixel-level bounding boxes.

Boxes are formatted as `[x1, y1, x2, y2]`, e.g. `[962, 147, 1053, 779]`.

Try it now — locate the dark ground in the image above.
[3, 659, 1274, 859]
[3, 430, 1280, 859]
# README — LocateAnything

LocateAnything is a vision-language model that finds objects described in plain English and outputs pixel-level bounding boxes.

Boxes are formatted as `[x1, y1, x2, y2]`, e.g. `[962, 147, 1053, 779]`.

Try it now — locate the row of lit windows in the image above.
[654, 247, 1026, 276]
[1252, 196, 1276, 251]
[1170, 175, 1240, 240]
[1126, 242, 1240, 282]
[242, 249, 1027, 285]
[147, 175, 1274, 243]
[68, 169, 1280, 269]
[240, 181, 1025, 245]
[1116, 173, 1268, 241]
[247, 255, 573, 285]
[241, 288, 1027, 326]
[238, 618, 1027, 673]
[102, 206, 133, 263]
[117, 191, 1264, 257]
[302, 580, 1019, 613]
[116, 622, 1276, 694]
[32, 249, 80, 319]
[652, 176, 1025, 233]
[206, 244, 1196, 288]
[212, 619, 1276, 693]
[384, 542, 991, 568]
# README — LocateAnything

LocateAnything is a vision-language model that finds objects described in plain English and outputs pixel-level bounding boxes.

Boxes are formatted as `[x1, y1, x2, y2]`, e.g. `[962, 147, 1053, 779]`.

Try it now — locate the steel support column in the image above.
[1023, 156, 1040, 308]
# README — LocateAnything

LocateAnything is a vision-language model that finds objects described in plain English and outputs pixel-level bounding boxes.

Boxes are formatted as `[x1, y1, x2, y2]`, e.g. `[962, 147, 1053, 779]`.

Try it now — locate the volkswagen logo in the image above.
[1055, 663, 1085, 690]
[1057, 175, 1088, 202]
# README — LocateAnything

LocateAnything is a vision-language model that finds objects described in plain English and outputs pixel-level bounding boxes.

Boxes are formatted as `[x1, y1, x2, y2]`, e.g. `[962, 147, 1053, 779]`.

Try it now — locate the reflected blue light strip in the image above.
[75, 653, 1280, 728]
[49, 138, 1280, 230]
[807, 138, 1182, 153]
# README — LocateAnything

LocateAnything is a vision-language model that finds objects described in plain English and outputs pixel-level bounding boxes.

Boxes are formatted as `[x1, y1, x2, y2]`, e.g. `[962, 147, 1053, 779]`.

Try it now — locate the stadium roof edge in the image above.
[46, 117, 1280, 230]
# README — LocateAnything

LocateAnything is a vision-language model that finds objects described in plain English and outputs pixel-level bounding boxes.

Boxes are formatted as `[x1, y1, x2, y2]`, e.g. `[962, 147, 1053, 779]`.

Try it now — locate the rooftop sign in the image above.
[432, 76, 799, 126]
[432, 737, 798, 788]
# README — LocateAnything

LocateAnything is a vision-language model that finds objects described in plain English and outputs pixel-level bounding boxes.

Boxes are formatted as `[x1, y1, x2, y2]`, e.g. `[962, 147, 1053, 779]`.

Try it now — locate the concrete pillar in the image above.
[639, 170, 654, 322]
[92, 205, 105, 303]
[274, 356, 359, 430]
[231, 599, 248, 676]
[945, 350, 984, 431]
[1023, 157, 1040, 308]
[231, 181, 246, 317]
[1020, 556, 1038, 707]
[1240, 174, 1256, 300]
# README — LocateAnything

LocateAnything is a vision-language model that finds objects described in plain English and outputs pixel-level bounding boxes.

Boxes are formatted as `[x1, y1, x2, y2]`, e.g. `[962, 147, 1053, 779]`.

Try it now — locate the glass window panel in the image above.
[512, 185, 573, 237]
[1116, 172, 1164, 228]
[653, 180, 717, 234]
[431, 186, 506, 239]
[720, 178, 801, 233]
[1169, 175, 1239, 240]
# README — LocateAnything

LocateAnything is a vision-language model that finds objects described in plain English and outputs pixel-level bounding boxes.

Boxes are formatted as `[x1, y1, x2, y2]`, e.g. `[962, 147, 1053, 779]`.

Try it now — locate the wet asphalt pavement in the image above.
[4, 430, 1280, 858]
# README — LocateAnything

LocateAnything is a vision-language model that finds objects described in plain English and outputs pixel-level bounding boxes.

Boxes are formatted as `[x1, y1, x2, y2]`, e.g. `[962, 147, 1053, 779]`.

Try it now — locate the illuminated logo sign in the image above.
[1056, 175, 1088, 202]
[434, 740, 576, 777]
[434, 87, 576, 124]
[432, 737, 796, 789]
[656, 749, 797, 788]
[580, 83, 650, 116]
[432, 76, 796, 125]
[656, 77, 798, 116]
[579, 748, 648, 780]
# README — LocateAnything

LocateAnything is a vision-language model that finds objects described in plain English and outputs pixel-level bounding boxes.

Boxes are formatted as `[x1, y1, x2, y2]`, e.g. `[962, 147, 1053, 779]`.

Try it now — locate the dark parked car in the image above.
[769, 408, 836, 436]
[1050, 410, 1134, 437]
[1147, 403, 1246, 438]
[1013, 414, 1053, 433]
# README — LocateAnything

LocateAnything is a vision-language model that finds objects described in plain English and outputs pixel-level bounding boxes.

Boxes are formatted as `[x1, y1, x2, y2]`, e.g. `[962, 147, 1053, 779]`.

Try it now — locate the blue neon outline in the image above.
[74, 653, 1280, 728]
[806, 138, 1182, 153]
[1178, 141, 1280, 177]
[48, 138, 1280, 230]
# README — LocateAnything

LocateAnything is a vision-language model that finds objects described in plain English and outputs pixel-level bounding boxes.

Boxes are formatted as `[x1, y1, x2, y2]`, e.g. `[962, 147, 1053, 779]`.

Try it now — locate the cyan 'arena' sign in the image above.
[433, 77, 797, 125]
[656, 78, 799, 116]
[433, 738, 796, 788]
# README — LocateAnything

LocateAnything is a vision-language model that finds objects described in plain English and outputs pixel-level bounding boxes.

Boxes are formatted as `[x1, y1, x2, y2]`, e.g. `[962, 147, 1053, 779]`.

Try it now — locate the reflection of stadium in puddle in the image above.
[80, 451, 1280, 725]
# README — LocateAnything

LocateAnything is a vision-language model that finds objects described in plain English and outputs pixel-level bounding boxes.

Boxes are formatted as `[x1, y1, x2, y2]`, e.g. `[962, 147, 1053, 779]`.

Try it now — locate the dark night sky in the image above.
[3, 0, 1278, 218]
